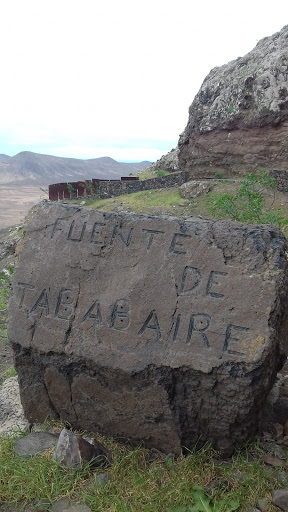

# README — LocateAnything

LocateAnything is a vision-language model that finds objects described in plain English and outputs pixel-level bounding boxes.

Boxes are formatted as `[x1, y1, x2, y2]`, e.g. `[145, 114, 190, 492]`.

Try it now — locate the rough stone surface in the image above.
[53, 429, 80, 466]
[263, 455, 285, 467]
[272, 489, 288, 510]
[8, 202, 288, 455]
[0, 376, 28, 433]
[269, 170, 288, 192]
[93, 472, 110, 487]
[262, 361, 288, 426]
[256, 498, 269, 512]
[177, 25, 288, 177]
[277, 472, 288, 486]
[151, 147, 180, 173]
[179, 180, 214, 199]
[53, 428, 111, 467]
[50, 499, 92, 512]
[14, 431, 59, 457]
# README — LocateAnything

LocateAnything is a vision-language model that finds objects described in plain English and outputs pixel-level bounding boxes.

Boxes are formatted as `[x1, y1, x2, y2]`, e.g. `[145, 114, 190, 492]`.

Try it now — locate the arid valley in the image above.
[0, 185, 44, 229]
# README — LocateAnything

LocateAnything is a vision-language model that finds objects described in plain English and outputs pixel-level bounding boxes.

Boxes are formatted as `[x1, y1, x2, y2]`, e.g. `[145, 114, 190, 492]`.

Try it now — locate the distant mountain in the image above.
[0, 151, 151, 185]
[0, 154, 11, 163]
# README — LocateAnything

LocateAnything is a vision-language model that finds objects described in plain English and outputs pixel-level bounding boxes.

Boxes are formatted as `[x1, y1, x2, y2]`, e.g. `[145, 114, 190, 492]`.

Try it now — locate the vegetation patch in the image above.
[87, 187, 188, 216]
[134, 168, 169, 181]
[0, 428, 285, 511]
[81, 170, 288, 235]
[206, 170, 288, 232]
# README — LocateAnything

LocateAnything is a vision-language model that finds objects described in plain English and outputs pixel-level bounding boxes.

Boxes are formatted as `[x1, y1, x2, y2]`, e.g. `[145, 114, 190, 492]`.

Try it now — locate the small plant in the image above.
[166, 486, 240, 512]
[66, 183, 75, 199]
[214, 172, 223, 180]
[208, 169, 288, 230]
[155, 169, 168, 178]
[227, 105, 234, 114]
[2, 367, 17, 380]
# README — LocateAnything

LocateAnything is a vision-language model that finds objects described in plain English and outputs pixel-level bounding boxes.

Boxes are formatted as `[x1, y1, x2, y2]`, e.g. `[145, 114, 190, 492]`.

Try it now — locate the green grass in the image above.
[133, 168, 169, 181]
[87, 187, 188, 216]
[0, 430, 284, 511]
[2, 367, 17, 380]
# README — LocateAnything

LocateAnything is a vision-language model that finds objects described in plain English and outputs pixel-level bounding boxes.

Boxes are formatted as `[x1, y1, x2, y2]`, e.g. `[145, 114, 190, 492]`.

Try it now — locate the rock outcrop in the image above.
[152, 148, 180, 173]
[178, 25, 288, 177]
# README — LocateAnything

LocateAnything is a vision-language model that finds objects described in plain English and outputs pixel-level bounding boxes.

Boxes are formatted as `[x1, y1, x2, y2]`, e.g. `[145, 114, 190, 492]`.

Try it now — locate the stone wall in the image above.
[48, 174, 186, 201]
[98, 171, 187, 198]
[269, 170, 288, 192]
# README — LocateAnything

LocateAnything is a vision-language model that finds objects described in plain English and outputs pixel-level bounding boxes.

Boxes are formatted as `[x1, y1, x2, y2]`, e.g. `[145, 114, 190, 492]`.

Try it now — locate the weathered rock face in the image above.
[178, 25, 288, 177]
[8, 202, 288, 455]
[153, 148, 179, 173]
[179, 180, 214, 199]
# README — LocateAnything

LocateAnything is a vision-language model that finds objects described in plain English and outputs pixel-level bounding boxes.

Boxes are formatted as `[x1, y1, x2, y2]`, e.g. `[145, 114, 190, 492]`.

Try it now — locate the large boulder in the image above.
[178, 25, 288, 177]
[8, 202, 288, 455]
[179, 180, 214, 199]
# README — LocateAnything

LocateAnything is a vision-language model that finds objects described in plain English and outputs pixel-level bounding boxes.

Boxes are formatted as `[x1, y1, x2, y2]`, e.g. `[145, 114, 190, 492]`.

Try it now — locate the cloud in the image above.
[1, 0, 287, 159]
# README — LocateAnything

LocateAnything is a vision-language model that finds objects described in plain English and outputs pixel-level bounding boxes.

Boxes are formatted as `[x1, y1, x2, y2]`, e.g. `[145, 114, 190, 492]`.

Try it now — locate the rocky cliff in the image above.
[177, 25, 288, 177]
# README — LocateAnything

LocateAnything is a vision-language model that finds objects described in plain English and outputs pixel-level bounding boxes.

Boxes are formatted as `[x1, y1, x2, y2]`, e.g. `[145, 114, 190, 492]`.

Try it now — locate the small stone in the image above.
[53, 429, 112, 468]
[145, 449, 162, 464]
[94, 473, 109, 487]
[256, 497, 269, 511]
[50, 498, 92, 512]
[264, 466, 276, 478]
[277, 471, 288, 486]
[272, 489, 288, 511]
[261, 441, 287, 459]
[205, 478, 231, 493]
[274, 423, 284, 439]
[231, 470, 246, 482]
[34, 498, 51, 511]
[80, 437, 112, 468]
[14, 432, 59, 457]
[53, 429, 80, 466]
[263, 455, 285, 467]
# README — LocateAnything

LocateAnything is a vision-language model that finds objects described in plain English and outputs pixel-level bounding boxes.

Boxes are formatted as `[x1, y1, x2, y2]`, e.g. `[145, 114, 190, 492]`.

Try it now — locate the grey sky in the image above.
[1, 0, 287, 161]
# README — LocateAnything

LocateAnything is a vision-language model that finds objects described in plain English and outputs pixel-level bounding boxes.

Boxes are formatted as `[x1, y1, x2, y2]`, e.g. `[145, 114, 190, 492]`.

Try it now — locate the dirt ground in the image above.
[0, 185, 45, 229]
